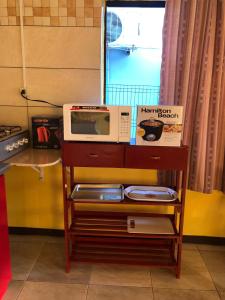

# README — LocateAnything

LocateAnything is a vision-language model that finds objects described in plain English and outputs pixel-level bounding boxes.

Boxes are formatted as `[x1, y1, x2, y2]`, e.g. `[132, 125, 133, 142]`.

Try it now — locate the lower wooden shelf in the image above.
[69, 212, 179, 268]
[71, 237, 177, 267]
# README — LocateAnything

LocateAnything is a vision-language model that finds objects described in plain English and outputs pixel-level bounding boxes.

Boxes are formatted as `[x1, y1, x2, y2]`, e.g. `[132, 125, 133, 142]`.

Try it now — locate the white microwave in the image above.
[63, 104, 131, 142]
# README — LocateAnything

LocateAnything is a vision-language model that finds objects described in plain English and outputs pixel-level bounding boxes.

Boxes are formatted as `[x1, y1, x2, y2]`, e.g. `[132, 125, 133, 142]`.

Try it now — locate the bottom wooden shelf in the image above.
[71, 236, 176, 267]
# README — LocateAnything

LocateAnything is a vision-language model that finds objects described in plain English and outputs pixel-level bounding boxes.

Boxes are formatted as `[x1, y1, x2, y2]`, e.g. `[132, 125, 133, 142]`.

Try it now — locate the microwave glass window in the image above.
[71, 112, 110, 135]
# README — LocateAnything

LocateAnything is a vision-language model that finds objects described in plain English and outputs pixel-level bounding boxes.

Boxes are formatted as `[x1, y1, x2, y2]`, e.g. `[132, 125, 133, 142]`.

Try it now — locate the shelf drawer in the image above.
[62, 142, 125, 167]
[125, 145, 188, 170]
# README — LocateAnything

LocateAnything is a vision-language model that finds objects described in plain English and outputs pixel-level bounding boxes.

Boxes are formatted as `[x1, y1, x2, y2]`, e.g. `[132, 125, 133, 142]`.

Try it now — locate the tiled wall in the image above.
[0, 0, 102, 26]
[0, 5, 101, 127]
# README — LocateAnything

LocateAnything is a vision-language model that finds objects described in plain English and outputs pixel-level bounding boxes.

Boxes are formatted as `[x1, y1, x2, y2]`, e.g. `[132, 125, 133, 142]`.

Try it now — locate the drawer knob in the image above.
[151, 156, 160, 160]
[89, 153, 99, 158]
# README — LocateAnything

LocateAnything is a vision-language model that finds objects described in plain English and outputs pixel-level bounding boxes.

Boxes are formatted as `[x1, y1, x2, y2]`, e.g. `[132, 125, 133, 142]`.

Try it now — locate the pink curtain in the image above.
[160, 0, 225, 193]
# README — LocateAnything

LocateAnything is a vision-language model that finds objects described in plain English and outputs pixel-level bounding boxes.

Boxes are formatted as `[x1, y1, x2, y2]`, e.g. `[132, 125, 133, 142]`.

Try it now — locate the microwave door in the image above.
[70, 110, 118, 142]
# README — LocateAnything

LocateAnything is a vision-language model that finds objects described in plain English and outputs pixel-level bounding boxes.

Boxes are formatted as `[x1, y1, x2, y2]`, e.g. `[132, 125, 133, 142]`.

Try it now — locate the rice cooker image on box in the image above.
[139, 119, 164, 141]
[136, 106, 183, 147]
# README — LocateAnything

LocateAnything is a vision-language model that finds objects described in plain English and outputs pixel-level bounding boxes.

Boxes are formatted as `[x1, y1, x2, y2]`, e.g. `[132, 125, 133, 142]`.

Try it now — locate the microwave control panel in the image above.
[118, 106, 131, 142]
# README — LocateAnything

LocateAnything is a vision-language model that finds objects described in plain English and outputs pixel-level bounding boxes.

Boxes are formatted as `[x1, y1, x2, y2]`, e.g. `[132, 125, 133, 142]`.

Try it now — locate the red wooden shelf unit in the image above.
[61, 142, 188, 278]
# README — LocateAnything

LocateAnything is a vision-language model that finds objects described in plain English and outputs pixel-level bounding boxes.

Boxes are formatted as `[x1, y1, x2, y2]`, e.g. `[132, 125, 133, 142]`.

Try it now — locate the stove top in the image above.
[0, 125, 23, 140]
[0, 126, 30, 162]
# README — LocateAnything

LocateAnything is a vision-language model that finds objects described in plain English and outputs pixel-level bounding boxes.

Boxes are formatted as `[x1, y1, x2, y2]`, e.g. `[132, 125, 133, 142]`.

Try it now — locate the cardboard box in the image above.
[136, 106, 183, 146]
[32, 116, 62, 149]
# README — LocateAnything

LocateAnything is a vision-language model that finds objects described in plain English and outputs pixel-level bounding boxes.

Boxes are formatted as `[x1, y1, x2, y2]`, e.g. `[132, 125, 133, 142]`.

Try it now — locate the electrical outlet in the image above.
[20, 88, 27, 97]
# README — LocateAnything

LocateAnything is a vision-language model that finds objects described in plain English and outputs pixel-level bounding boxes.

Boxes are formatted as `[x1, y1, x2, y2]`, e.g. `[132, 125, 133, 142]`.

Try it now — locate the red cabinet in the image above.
[0, 175, 11, 299]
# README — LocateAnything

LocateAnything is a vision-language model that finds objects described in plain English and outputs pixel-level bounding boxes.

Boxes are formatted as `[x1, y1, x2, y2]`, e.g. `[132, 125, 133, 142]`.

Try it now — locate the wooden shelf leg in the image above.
[64, 232, 71, 273]
[62, 165, 71, 273]
[176, 242, 182, 278]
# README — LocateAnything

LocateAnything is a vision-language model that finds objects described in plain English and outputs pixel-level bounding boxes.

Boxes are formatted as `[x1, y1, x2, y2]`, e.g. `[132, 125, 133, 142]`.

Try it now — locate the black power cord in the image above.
[20, 89, 63, 108]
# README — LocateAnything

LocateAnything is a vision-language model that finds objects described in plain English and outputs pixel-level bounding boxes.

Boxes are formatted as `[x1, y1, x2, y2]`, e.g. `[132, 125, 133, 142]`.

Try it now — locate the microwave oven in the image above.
[63, 104, 131, 142]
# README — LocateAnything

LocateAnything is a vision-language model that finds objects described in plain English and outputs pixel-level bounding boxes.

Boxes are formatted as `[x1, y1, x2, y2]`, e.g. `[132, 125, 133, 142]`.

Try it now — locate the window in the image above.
[103, 1, 165, 138]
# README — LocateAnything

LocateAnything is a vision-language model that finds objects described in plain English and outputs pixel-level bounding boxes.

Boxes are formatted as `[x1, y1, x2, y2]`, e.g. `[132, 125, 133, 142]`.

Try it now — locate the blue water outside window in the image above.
[104, 1, 165, 138]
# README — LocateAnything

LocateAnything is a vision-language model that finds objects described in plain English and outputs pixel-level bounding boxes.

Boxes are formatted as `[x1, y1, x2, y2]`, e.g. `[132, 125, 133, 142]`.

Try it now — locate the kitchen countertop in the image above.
[1, 148, 61, 179]
[4, 148, 61, 167]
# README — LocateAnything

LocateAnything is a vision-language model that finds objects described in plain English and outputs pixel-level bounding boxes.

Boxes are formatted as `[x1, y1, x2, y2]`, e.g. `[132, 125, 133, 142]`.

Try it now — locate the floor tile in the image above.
[44, 236, 64, 244]
[87, 284, 154, 300]
[90, 263, 151, 287]
[182, 243, 198, 250]
[17, 281, 87, 300]
[151, 269, 215, 290]
[28, 243, 92, 284]
[210, 272, 225, 292]
[9, 234, 47, 243]
[2, 280, 24, 300]
[10, 241, 44, 280]
[181, 249, 209, 274]
[219, 290, 225, 299]
[153, 288, 220, 300]
[9, 234, 64, 244]
[197, 244, 225, 252]
[200, 251, 225, 273]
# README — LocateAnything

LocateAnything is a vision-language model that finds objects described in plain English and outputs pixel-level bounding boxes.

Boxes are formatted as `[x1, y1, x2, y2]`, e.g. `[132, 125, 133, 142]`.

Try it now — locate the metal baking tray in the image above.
[71, 184, 124, 202]
[124, 186, 177, 202]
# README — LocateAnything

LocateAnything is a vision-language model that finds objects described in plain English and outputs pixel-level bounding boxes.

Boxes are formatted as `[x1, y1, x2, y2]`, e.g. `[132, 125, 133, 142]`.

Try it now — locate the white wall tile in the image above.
[94, 0, 102, 7]
[76, 0, 84, 7]
[0, 27, 22, 67]
[24, 26, 101, 69]
[8, 16, 17, 25]
[0, 0, 7, 8]
[26, 68, 101, 106]
[0, 106, 28, 128]
[0, 68, 25, 106]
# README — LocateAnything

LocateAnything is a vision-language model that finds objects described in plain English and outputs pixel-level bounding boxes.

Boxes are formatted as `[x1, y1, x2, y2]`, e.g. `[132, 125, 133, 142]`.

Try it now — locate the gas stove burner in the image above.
[0, 126, 22, 139]
[0, 127, 29, 162]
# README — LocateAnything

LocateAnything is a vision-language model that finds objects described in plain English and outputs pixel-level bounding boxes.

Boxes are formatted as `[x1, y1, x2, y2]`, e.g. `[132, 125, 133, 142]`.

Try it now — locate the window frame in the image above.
[102, 0, 166, 104]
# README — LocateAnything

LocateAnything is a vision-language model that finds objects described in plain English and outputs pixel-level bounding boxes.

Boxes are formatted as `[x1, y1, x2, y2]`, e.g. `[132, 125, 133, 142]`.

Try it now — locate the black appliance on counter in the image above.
[31, 116, 62, 149]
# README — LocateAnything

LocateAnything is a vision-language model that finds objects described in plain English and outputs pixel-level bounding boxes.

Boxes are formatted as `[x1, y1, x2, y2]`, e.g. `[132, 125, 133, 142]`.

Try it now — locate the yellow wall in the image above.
[5, 165, 225, 237]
